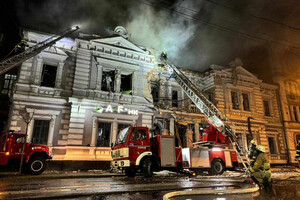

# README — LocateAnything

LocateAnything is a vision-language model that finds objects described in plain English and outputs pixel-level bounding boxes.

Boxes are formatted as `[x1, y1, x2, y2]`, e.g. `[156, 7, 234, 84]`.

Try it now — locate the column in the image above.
[34, 58, 43, 85]
[296, 106, 300, 122]
[47, 115, 56, 146]
[114, 70, 121, 93]
[96, 65, 103, 90]
[90, 117, 98, 147]
[55, 62, 64, 88]
[27, 119, 35, 143]
[169, 118, 175, 136]
[111, 121, 118, 144]
[195, 123, 200, 141]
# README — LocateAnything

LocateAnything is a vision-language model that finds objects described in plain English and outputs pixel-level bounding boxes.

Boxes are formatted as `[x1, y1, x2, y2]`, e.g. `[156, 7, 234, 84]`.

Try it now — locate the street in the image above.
[0, 170, 299, 200]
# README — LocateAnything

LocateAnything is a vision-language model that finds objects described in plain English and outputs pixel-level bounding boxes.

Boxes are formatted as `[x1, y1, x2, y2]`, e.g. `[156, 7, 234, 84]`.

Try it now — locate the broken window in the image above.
[268, 137, 277, 154]
[151, 81, 159, 104]
[231, 91, 239, 110]
[263, 100, 270, 116]
[41, 64, 57, 88]
[101, 70, 115, 92]
[2, 74, 17, 95]
[242, 93, 250, 111]
[172, 90, 178, 107]
[120, 74, 132, 93]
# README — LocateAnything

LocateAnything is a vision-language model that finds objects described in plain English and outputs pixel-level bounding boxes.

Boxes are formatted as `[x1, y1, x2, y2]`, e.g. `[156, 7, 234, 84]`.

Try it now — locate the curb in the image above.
[0, 173, 125, 180]
[163, 185, 260, 200]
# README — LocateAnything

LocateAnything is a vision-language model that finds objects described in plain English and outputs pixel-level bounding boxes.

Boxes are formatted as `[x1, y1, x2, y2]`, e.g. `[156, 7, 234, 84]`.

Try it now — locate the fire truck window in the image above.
[15, 137, 25, 143]
[131, 129, 147, 141]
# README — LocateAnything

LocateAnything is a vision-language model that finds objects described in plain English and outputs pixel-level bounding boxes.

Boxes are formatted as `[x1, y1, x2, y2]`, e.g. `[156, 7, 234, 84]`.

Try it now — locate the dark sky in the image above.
[1, 0, 300, 83]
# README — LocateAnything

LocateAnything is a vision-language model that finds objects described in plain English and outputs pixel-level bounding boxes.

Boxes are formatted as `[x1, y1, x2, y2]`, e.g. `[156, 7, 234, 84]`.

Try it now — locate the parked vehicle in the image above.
[0, 131, 52, 175]
[111, 126, 238, 177]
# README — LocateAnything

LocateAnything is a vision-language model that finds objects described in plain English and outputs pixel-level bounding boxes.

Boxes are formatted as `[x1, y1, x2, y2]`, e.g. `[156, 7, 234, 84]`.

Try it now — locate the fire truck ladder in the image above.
[161, 55, 250, 172]
[0, 26, 80, 75]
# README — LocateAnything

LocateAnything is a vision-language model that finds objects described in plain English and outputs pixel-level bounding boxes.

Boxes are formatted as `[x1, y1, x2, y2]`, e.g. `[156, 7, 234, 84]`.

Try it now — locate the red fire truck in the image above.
[0, 131, 52, 175]
[111, 126, 238, 177]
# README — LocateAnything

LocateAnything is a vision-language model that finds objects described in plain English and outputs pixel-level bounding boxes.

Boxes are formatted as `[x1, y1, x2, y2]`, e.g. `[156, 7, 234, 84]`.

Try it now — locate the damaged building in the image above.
[4, 26, 288, 165]
[149, 58, 287, 164]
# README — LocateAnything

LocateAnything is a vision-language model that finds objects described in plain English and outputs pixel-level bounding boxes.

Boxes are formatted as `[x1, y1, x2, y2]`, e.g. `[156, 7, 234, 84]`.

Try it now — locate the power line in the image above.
[136, 0, 300, 50]
[157, 0, 300, 48]
[204, 0, 300, 31]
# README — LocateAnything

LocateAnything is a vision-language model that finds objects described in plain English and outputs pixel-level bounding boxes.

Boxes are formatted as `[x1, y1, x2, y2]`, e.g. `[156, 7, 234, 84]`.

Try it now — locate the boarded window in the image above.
[268, 137, 277, 154]
[101, 70, 115, 92]
[263, 100, 270, 116]
[231, 91, 239, 110]
[32, 120, 50, 145]
[172, 90, 178, 107]
[97, 122, 111, 147]
[41, 64, 57, 88]
[242, 93, 250, 111]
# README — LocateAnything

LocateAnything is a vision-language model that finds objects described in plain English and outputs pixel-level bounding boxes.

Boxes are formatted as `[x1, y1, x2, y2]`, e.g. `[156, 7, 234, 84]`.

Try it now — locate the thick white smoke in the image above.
[126, 1, 198, 61]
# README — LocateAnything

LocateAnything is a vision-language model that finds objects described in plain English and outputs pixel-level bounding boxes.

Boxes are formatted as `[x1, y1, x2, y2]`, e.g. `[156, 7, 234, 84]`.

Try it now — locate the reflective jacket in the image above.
[296, 144, 300, 161]
[251, 152, 270, 172]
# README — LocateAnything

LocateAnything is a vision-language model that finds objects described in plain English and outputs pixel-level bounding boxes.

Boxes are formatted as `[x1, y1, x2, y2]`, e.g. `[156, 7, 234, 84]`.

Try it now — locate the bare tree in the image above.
[14, 105, 34, 175]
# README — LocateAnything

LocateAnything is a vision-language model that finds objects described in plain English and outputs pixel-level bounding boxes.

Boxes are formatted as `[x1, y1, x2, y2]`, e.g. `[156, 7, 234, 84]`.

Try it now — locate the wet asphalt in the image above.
[0, 173, 298, 200]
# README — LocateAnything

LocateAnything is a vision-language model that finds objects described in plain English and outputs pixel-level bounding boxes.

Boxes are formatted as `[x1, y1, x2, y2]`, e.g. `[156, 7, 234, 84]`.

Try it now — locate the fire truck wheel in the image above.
[142, 157, 153, 178]
[27, 157, 46, 175]
[210, 159, 225, 175]
[125, 168, 136, 177]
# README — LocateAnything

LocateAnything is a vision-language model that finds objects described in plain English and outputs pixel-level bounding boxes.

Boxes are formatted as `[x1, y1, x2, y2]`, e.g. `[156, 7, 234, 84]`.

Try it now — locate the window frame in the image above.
[40, 63, 58, 88]
[2, 74, 17, 95]
[231, 91, 240, 110]
[268, 136, 278, 155]
[263, 100, 271, 117]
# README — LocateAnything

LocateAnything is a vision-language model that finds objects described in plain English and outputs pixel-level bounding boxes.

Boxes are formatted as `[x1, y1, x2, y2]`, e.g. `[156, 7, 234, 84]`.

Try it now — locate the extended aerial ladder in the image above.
[0, 26, 80, 76]
[160, 53, 251, 172]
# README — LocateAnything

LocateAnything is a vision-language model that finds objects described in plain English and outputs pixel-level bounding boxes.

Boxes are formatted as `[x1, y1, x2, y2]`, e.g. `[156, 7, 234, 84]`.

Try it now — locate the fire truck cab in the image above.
[0, 131, 52, 175]
[111, 126, 238, 177]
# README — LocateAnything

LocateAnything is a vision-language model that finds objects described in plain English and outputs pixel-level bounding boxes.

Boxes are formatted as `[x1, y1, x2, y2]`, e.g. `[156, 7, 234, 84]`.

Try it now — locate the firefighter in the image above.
[15, 39, 28, 54]
[161, 51, 167, 59]
[295, 140, 300, 168]
[248, 140, 258, 167]
[249, 145, 272, 190]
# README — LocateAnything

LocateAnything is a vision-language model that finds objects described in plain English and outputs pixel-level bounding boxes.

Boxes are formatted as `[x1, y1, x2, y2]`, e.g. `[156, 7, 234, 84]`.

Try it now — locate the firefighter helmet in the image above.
[256, 145, 266, 153]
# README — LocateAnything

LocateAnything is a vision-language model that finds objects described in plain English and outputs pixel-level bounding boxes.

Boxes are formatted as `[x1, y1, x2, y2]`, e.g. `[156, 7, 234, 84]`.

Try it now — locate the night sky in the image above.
[1, 0, 300, 83]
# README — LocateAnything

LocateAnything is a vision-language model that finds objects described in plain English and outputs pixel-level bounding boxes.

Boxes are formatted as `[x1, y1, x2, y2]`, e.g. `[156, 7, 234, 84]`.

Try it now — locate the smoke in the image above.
[126, 1, 198, 62]
[7, 0, 300, 82]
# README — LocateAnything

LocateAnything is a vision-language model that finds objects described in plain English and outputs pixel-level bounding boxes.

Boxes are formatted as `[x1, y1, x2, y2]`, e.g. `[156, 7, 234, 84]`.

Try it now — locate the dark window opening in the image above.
[293, 106, 298, 122]
[242, 93, 250, 111]
[151, 81, 159, 104]
[32, 120, 50, 145]
[2, 74, 17, 95]
[97, 122, 111, 147]
[268, 137, 277, 154]
[120, 74, 132, 93]
[263, 100, 271, 116]
[231, 91, 239, 110]
[172, 90, 178, 107]
[41, 64, 57, 88]
[101, 70, 115, 92]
